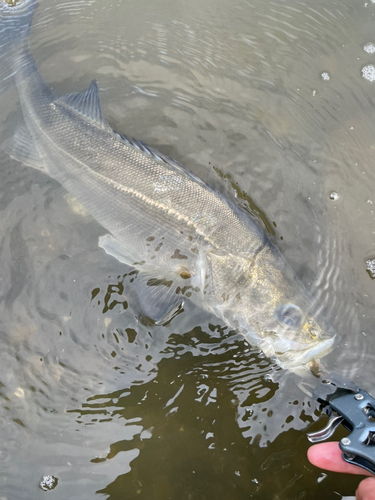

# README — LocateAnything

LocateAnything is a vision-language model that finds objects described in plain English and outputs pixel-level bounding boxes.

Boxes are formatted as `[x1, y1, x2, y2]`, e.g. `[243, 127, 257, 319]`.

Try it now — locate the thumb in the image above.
[355, 477, 375, 500]
[356, 477, 375, 500]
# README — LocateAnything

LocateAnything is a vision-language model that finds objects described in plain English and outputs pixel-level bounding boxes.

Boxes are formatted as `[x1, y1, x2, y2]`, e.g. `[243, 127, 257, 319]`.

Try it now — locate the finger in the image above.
[307, 442, 373, 476]
[356, 477, 375, 500]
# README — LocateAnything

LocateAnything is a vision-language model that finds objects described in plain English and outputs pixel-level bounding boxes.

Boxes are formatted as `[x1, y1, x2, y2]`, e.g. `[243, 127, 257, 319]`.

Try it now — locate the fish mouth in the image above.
[259, 334, 338, 369]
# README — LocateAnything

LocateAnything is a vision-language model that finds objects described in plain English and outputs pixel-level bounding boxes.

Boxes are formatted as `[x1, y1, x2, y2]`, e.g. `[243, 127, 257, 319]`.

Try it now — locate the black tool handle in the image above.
[307, 374, 375, 475]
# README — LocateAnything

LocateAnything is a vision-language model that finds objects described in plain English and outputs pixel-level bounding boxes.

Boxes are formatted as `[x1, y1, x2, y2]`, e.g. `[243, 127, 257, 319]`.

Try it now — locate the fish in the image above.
[0, 0, 337, 370]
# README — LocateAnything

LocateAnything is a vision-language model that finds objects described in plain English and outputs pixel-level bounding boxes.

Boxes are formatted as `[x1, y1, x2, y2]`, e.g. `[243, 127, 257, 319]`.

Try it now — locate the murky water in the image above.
[1, 0, 375, 498]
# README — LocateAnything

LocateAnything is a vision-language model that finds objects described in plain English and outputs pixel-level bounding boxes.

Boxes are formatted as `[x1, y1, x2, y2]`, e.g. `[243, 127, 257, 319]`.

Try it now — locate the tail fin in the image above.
[0, 0, 38, 92]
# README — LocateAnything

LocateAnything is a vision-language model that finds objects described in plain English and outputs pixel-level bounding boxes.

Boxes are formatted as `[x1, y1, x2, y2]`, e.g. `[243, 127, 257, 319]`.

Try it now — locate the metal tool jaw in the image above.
[307, 373, 375, 475]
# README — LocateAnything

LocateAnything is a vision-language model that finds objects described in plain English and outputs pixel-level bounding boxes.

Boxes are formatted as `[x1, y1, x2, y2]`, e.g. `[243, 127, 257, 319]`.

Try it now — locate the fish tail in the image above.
[0, 0, 38, 92]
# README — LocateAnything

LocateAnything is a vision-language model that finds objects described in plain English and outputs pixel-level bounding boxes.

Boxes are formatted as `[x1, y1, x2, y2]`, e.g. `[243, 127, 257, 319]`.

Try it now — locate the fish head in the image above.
[258, 302, 337, 369]
[235, 246, 338, 369]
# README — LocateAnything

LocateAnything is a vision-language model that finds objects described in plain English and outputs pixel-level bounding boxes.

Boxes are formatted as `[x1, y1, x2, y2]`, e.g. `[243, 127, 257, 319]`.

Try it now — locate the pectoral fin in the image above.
[99, 233, 139, 267]
[99, 233, 191, 323]
[133, 273, 184, 324]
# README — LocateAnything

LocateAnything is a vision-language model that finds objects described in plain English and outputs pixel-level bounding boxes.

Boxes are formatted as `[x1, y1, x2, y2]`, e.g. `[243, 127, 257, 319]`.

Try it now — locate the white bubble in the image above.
[364, 42, 375, 54]
[321, 71, 330, 81]
[330, 191, 339, 201]
[366, 258, 375, 278]
[40, 476, 58, 491]
[312, 90, 316, 96]
[362, 64, 375, 82]
[367, 199, 373, 204]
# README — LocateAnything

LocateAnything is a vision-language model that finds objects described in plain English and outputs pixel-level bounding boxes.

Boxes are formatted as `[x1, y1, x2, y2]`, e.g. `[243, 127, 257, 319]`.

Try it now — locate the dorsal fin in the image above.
[55, 80, 111, 131]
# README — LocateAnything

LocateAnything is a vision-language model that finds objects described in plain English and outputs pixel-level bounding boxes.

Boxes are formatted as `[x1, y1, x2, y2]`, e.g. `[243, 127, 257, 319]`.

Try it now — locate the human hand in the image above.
[308, 442, 375, 500]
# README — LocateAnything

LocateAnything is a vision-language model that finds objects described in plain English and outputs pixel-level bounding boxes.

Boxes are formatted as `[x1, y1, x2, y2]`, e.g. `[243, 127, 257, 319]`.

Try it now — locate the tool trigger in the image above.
[307, 414, 344, 443]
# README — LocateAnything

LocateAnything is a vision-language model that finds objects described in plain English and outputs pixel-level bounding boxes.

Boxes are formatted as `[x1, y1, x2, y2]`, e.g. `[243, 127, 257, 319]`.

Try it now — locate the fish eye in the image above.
[275, 304, 303, 329]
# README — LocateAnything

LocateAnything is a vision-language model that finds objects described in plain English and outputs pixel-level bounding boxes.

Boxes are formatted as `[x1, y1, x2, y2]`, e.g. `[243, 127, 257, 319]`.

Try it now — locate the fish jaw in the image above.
[256, 333, 338, 370]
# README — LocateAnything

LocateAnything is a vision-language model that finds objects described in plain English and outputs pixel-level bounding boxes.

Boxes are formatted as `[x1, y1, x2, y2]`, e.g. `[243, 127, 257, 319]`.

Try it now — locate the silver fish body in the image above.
[1, 0, 336, 369]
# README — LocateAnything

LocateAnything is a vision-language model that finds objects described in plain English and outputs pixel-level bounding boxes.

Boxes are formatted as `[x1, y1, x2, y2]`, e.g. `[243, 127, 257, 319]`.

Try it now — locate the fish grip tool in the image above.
[307, 373, 375, 475]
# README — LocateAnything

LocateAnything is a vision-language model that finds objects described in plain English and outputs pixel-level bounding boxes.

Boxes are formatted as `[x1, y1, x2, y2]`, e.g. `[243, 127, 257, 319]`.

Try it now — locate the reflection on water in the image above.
[1, 0, 375, 497]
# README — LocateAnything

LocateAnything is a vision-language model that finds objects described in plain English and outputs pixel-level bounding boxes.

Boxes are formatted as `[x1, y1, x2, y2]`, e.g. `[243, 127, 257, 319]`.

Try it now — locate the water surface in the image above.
[1, 0, 375, 498]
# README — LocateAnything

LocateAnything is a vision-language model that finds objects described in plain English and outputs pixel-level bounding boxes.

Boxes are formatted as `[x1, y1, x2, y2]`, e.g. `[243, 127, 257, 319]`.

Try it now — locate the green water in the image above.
[1, 0, 375, 497]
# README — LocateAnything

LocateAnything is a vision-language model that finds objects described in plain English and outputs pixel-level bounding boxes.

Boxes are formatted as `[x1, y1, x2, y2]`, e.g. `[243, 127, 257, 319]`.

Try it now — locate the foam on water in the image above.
[362, 64, 375, 82]
[363, 42, 375, 54]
